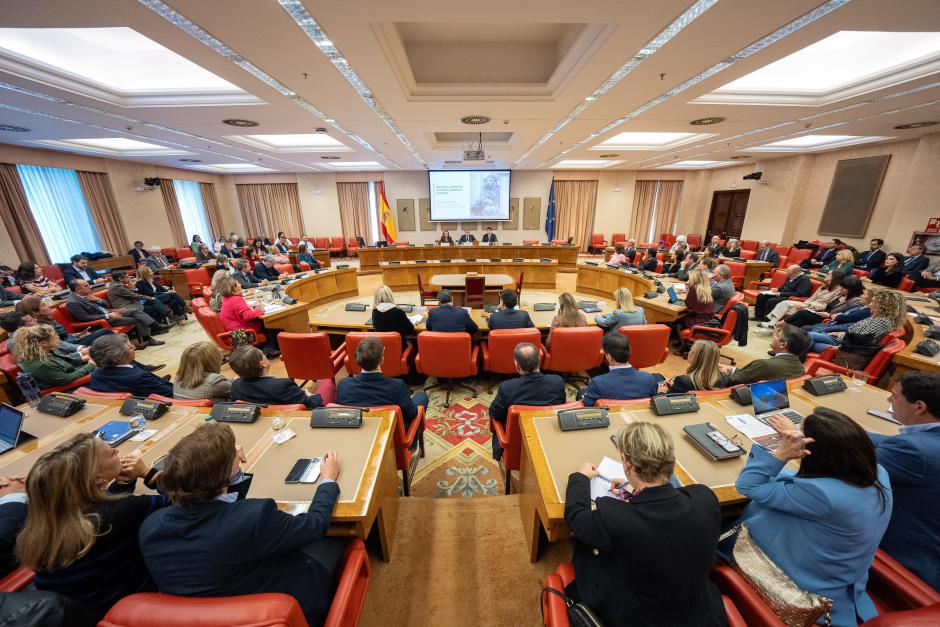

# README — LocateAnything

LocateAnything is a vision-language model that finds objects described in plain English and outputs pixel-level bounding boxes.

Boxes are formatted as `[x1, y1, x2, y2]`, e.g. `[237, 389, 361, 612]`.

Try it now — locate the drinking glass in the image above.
[851, 370, 867, 391]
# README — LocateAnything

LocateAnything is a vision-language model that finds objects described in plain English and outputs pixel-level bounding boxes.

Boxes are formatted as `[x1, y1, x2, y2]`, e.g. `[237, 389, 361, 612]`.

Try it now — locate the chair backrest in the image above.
[739, 239, 758, 251]
[852, 268, 870, 278]
[417, 272, 428, 294]
[41, 264, 64, 281]
[74, 387, 132, 400]
[591, 233, 604, 245]
[330, 236, 344, 247]
[0, 355, 19, 387]
[274, 264, 293, 275]
[174, 247, 192, 262]
[484, 328, 543, 374]
[347, 237, 359, 248]
[148, 394, 212, 407]
[184, 268, 211, 288]
[739, 249, 756, 260]
[515, 271, 524, 297]
[343, 332, 409, 377]
[314, 237, 329, 248]
[523, 239, 540, 245]
[767, 269, 788, 289]
[550, 239, 567, 246]
[724, 261, 746, 278]
[807, 278, 823, 295]
[787, 248, 813, 264]
[278, 332, 340, 381]
[393, 241, 409, 247]
[161, 247, 178, 261]
[195, 306, 229, 348]
[98, 592, 308, 627]
[864, 338, 906, 381]
[660, 233, 677, 247]
[611, 233, 626, 245]
[686, 234, 702, 249]
[616, 324, 670, 369]
[772, 244, 791, 258]
[717, 292, 744, 318]
[503, 402, 583, 472]
[93, 289, 111, 305]
[464, 276, 485, 308]
[898, 277, 915, 292]
[545, 327, 604, 372]
[416, 332, 475, 378]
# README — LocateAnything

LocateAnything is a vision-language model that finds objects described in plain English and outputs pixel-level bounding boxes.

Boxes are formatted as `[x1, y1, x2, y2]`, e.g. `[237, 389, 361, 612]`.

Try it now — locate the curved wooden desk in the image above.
[891, 295, 940, 375]
[575, 263, 687, 324]
[255, 268, 359, 333]
[359, 244, 578, 273]
[381, 259, 558, 291]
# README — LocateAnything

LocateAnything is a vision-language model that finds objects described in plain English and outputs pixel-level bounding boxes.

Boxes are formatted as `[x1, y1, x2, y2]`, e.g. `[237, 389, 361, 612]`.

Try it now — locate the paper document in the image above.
[263, 304, 285, 313]
[591, 456, 628, 501]
[408, 314, 423, 324]
[726, 414, 783, 452]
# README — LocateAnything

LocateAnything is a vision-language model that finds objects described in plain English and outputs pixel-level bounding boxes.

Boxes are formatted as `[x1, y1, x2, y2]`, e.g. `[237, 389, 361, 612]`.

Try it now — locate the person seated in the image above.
[668, 235, 687, 253]
[140, 246, 173, 271]
[252, 255, 287, 282]
[856, 238, 887, 272]
[757, 270, 845, 331]
[12, 325, 94, 390]
[721, 238, 742, 259]
[729, 409, 892, 626]
[679, 268, 714, 330]
[108, 270, 178, 327]
[721, 323, 808, 385]
[218, 278, 280, 357]
[139, 423, 342, 626]
[336, 337, 428, 428]
[371, 285, 414, 349]
[784, 275, 864, 329]
[15, 262, 58, 297]
[661, 340, 729, 394]
[193, 244, 215, 263]
[482, 226, 498, 243]
[247, 239, 267, 257]
[14, 296, 113, 353]
[229, 345, 327, 409]
[566, 422, 726, 626]
[805, 287, 905, 367]
[487, 289, 534, 330]
[457, 228, 476, 244]
[799, 241, 839, 269]
[663, 243, 688, 274]
[218, 241, 241, 259]
[229, 232, 246, 248]
[902, 243, 930, 279]
[275, 236, 291, 254]
[866, 252, 904, 288]
[638, 247, 659, 272]
[753, 264, 812, 322]
[913, 256, 940, 290]
[872, 373, 940, 590]
[580, 333, 657, 407]
[0, 474, 27, 578]
[16, 432, 168, 617]
[673, 252, 700, 281]
[606, 243, 628, 266]
[208, 271, 235, 313]
[67, 279, 165, 348]
[214, 235, 228, 253]
[231, 258, 263, 289]
[710, 264, 736, 313]
[89, 334, 173, 397]
[189, 234, 205, 254]
[61, 255, 102, 287]
[594, 287, 645, 331]
[0, 284, 23, 308]
[755, 240, 780, 265]
[173, 341, 232, 402]
[705, 235, 726, 256]
[135, 266, 187, 320]
[438, 230, 454, 245]
[425, 289, 478, 334]
[623, 239, 638, 264]
[821, 248, 855, 275]
[296, 247, 321, 269]
[489, 343, 566, 459]
[550, 292, 587, 330]
[128, 241, 151, 265]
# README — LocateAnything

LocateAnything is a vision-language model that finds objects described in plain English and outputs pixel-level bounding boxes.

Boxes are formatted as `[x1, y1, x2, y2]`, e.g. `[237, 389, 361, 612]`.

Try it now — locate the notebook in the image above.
[590, 456, 629, 501]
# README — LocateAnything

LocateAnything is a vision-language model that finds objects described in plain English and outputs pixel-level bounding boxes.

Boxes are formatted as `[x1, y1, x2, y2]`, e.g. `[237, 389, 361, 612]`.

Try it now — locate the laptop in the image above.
[0, 403, 35, 455]
[750, 379, 804, 427]
[666, 286, 684, 305]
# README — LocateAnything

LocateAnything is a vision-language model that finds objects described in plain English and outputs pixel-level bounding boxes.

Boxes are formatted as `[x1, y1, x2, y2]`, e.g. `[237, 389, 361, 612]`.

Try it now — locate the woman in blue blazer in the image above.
[732, 408, 892, 626]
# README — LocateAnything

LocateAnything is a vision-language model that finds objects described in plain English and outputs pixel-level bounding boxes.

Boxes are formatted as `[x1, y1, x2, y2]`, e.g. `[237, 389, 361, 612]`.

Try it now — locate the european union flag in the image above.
[545, 177, 556, 241]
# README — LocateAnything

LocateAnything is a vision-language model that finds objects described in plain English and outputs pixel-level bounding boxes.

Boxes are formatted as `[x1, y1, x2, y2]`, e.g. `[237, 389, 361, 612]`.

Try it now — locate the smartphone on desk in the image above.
[285, 458, 322, 484]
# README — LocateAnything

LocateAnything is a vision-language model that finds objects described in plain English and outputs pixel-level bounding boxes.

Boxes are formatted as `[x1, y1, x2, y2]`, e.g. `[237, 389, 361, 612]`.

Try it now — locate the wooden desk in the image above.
[380, 259, 558, 292]
[254, 268, 359, 333]
[89, 254, 135, 272]
[517, 382, 899, 561]
[430, 272, 513, 307]
[287, 250, 331, 269]
[574, 264, 687, 324]
[158, 264, 214, 300]
[890, 296, 940, 375]
[359, 244, 578, 274]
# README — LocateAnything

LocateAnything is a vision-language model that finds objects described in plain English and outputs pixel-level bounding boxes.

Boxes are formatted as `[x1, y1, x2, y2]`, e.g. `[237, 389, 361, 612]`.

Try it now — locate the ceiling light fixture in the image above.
[179, 158, 202, 162]
[690, 117, 725, 126]
[513, 0, 719, 167]
[0, 124, 29, 132]
[460, 115, 490, 125]
[276, 0, 425, 167]
[321, 156, 340, 159]
[894, 121, 938, 129]
[599, 154, 620, 158]
[535, 0, 851, 168]
[729, 155, 751, 159]
[222, 119, 259, 127]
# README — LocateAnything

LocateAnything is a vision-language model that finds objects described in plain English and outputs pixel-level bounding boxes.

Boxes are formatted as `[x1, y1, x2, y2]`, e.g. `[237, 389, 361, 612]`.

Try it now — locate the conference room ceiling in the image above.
[0, 0, 938, 173]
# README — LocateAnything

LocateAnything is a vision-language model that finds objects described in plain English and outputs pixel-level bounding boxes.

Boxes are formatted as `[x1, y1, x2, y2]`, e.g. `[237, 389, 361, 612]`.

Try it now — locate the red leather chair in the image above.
[787, 248, 813, 265]
[0, 354, 91, 397]
[346, 237, 359, 257]
[148, 394, 212, 407]
[679, 298, 744, 364]
[862, 604, 940, 625]
[660, 233, 677, 248]
[772, 244, 791, 259]
[898, 277, 915, 292]
[324, 538, 371, 627]
[274, 264, 293, 275]
[482, 328, 543, 374]
[492, 402, 581, 494]
[710, 564, 785, 627]
[174, 247, 193, 262]
[73, 387, 132, 400]
[739, 249, 756, 260]
[193, 306, 267, 352]
[392, 241, 410, 247]
[616, 324, 670, 369]
[161, 247, 178, 262]
[739, 239, 758, 252]
[589, 233, 607, 253]
[0, 566, 34, 592]
[184, 268, 211, 298]
[804, 337, 906, 385]
[723, 261, 747, 289]
[415, 331, 479, 405]
[314, 237, 330, 250]
[464, 276, 485, 309]
[278, 332, 346, 386]
[343, 332, 411, 377]
[515, 271, 524, 299]
[717, 291, 745, 318]
[868, 549, 940, 612]
[41, 264, 64, 283]
[742, 269, 788, 304]
[523, 239, 540, 245]
[328, 237, 345, 256]
[791, 279, 823, 302]
[686, 234, 703, 251]
[417, 272, 437, 306]
[543, 327, 604, 381]
[54, 301, 137, 336]
[611, 233, 627, 246]
[853, 268, 872, 278]
[98, 593, 308, 627]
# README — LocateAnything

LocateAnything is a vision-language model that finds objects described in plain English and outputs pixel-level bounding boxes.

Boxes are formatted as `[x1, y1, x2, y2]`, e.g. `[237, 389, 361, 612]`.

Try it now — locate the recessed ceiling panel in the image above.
[748, 134, 895, 152]
[590, 131, 717, 150]
[30, 136, 190, 156]
[226, 133, 353, 153]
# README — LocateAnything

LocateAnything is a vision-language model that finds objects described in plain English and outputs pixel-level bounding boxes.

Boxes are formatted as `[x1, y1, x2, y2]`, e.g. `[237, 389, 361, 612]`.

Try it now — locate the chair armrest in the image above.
[330, 346, 347, 375]
[819, 345, 838, 361]
[400, 343, 413, 371]
[481, 342, 491, 369]
[71, 319, 111, 331]
[41, 374, 92, 396]
[402, 405, 425, 448]
[689, 326, 732, 343]
[869, 549, 940, 611]
[0, 567, 34, 592]
[469, 345, 480, 374]
[710, 565, 785, 627]
[745, 280, 770, 290]
[324, 539, 371, 627]
[731, 277, 743, 289]
[492, 419, 509, 448]
[804, 358, 855, 379]
[543, 573, 570, 627]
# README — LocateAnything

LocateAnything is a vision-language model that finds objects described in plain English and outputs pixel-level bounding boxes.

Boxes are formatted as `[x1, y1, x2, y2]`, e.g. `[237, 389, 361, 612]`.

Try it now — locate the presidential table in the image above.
[516, 381, 900, 561]
[358, 244, 578, 274]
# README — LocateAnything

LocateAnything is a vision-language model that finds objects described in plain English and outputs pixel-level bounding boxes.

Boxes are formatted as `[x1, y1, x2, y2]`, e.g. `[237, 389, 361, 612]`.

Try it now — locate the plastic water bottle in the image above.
[16, 372, 41, 408]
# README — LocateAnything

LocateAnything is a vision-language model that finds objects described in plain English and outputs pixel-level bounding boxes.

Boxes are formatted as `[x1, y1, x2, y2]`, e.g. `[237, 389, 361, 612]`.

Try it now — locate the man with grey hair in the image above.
[232, 258, 264, 289]
[140, 246, 172, 271]
[755, 240, 779, 265]
[488, 342, 566, 460]
[336, 336, 429, 428]
[711, 264, 736, 313]
[754, 264, 812, 321]
[88, 334, 173, 397]
[252, 254, 287, 282]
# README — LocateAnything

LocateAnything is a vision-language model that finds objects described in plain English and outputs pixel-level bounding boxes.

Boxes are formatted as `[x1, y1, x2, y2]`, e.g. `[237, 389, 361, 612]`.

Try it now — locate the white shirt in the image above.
[900, 420, 940, 435]
[0, 493, 27, 506]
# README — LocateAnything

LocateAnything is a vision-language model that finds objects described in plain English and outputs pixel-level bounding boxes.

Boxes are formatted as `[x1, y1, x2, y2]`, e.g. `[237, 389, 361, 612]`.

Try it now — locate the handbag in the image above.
[721, 524, 832, 626]
[540, 587, 604, 627]
[228, 328, 256, 348]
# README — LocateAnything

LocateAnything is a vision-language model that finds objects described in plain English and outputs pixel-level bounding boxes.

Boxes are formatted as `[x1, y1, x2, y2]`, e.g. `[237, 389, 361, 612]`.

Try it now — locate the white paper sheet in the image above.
[725, 414, 776, 439]
[591, 456, 628, 501]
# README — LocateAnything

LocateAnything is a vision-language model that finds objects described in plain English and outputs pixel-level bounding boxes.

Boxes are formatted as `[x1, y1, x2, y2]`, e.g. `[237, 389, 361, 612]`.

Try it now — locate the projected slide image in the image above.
[429, 170, 510, 221]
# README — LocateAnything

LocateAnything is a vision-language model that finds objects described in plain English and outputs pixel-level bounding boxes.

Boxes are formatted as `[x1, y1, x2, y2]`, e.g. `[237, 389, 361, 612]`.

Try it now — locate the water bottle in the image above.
[16, 372, 41, 408]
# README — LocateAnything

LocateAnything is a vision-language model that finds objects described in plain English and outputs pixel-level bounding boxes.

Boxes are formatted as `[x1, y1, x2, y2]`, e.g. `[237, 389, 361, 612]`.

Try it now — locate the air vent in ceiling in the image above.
[223, 119, 259, 127]
[690, 116, 725, 126]
[321, 156, 341, 160]
[599, 153, 620, 158]
[434, 132, 512, 144]
[729, 155, 751, 160]
[460, 115, 490, 125]
[893, 121, 937, 129]
[0, 124, 30, 132]
[179, 158, 202, 163]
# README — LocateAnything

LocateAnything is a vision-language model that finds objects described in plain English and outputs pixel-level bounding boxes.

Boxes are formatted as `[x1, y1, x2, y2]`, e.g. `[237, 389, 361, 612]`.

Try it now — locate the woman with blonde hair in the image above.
[566, 421, 725, 626]
[173, 341, 232, 401]
[371, 284, 414, 349]
[16, 433, 166, 616]
[551, 292, 587, 329]
[12, 324, 94, 390]
[822, 248, 855, 275]
[808, 287, 906, 370]
[135, 265, 187, 320]
[595, 287, 646, 331]
[680, 268, 714, 329]
[209, 270, 237, 313]
[662, 340, 728, 394]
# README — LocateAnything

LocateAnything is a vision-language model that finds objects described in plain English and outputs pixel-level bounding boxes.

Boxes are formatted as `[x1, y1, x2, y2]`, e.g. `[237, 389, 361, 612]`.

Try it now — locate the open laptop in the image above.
[750, 379, 804, 427]
[0, 403, 35, 455]
[666, 286, 684, 305]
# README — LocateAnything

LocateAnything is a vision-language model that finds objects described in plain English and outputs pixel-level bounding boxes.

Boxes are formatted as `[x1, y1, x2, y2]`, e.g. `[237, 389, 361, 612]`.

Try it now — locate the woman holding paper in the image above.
[564, 422, 726, 626]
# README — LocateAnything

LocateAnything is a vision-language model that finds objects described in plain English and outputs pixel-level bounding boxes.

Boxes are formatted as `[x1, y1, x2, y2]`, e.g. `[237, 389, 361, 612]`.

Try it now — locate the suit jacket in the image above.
[65, 293, 112, 323]
[706, 242, 725, 256]
[487, 308, 534, 330]
[371, 306, 414, 348]
[565, 476, 725, 627]
[140, 254, 172, 271]
[90, 365, 173, 397]
[0, 286, 22, 307]
[856, 249, 886, 271]
[736, 445, 892, 625]
[482, 233, 497, 243]
[232, 270, 261, 289]
[0, 499, 27, 577]
[640, 257, 658, 272]
[489, 372, 566, 424]
[231, 376, 323, 409]
[135, 280, 170, 297]
[727, 353, 804, 385]
[813, 247, 837, 266]
[458, 234, 476, 244]
[869, 425, 940, 590]
[107, 284, 149, 311]
[426, 304, 478, 334]
[583, 367, 658, 406]
[903, 254, 929, 276]
[128, 248, 151, 265]
[62, 265, 100, 287]
[140, 483, 340, 626]
[337, 371, 419, 426]
[711, 279, 736, 313]
[778, 273, 812, 299]
[253, 263, 280, 282]
[756, 248, 780, 265]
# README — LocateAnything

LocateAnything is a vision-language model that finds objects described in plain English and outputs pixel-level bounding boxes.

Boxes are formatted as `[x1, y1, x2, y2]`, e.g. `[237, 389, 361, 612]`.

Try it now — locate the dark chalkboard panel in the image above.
[818, 155, 890, 237]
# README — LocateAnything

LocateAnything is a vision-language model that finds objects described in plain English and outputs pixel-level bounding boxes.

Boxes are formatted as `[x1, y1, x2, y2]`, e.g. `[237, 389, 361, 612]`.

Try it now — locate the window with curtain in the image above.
[367, 181, 381, 244]
[172, 179, 212, 247]
[16, 164, 102, 263]
[629, 180, 683, 244]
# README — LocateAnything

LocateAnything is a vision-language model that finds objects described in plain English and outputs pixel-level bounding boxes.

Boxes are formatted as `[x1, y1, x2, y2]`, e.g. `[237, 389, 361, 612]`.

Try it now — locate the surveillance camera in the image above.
[743, 171, 763, 181]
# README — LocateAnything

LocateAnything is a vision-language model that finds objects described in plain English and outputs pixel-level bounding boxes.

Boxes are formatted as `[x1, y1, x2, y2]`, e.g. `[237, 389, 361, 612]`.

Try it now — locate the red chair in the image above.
[343, 332, 411, 377]
[898, 277, 915, 292]
[739, 249, 756, 260]
[417, 272, 437, 306]
[660, 233, 677, 248]
[392, 241, 409, 247]
[543, 327, 604, 381]
[346, 237, 359, 256]
[324, 538, 371, 627]
[611, 233, 627, 245]
[723, 261, 747, 289]
[173, 247, 192, 262]
[523, 239, 540, 245]
[0, 354, 91, 397]
[862, 604, 940, 625]
[193, 306, 267, 352]
[679, 296, 744, 364]
[161, 247, 178, 261]
[314, 237, 330, 249]
[148, 394, 212, 407]
[184, 268, 211, 298]
[868, 549, 940, 612]
[278, 333, 345, 386]
[853, 268, 871, 278]
[464, 275, 485, 309]
[492, 402, 581, 494]
[73, 387, 132, 400]
[328, 236, 345, 256]
[41, 264, 64, 283]
[740, 239, 758, 252]
[787, 248, 813, 265]
[481, 328, 543, 374]
[742, 269, 787, 304]
[98, 593, 308, 627]
[804, 338, 906, 385]
[274, 264, 293, 275]
[415, 332, 479, 405]
[515, 271, 524, 299]
[550, 239, 568, 246]
[51, 303, 132, 335]
[0, 567, 34, 592]
[772, 244, 791, 259]
[710, 564, 785, 627]
[686, 234, 703, 251]
[617, 324, 670, 369]
[588, 233, 607, 253]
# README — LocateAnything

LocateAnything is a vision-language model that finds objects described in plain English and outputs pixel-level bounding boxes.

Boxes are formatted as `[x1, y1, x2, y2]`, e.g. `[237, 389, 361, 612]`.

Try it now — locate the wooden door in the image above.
[706, 190, 750, 240]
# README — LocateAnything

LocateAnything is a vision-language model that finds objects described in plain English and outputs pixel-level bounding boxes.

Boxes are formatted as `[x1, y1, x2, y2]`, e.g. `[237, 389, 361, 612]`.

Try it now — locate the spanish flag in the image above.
[378, 180, 397, 242]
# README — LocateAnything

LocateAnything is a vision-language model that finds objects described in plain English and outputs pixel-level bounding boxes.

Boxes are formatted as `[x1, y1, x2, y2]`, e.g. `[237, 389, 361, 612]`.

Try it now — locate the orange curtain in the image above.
[554, 180, 598, 252]
[655, 181, 683, 237]
[0, 163, 50, 265]
[199, 182, 224, 241]
[629, 180, 658, 244]
[159, 178, 187, 247]
[235, 183, 304, 239]
[76, 171, 129, 254]
[336, 182, 371, 242]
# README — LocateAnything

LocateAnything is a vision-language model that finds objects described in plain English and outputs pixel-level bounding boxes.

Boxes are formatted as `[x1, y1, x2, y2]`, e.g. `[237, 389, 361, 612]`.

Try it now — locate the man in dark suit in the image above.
[639, 248, 659, 272]
[581, 333, 658, 407]
[721, 323, 808, 385]
[489, 342, 567, 459]
[128, 241, 151, 265]
[275, 236, 291, 254]
[800, 240, 841, 269]
[140, 247, 173, 271]
[219, 241, 241, 259]
[624, 239, 638, 264]
[487, 289, 534, 330]
[66, 279, 164, 347]
[705, 235, 726, 256]
[0, 285, 22, 308]
[855, 238, 887, 271]
[0, 474, 27, 578]
[229, 345, 326, 409]
[903, 244, 930, 279]
[481, 227, 497, 243]
[753, 264, 812, 321]
[755, 240, 780, 266]
[89, 334, 173, 396]
[61, 255, 101, 287]
[426, 289, 478, 334]
[458, 228, 476, 244]
[232, 259, 263, 288]
[253, 255, 287, 282]
[140, 422, 344, 627]
[107, 270, 176, 326]
[871, 372, 940, 590]
[336, 337, 428, 428]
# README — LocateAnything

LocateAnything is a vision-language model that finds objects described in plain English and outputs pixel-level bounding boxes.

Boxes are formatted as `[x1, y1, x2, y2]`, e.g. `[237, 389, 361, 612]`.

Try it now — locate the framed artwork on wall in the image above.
[909, 231, 940, 257]
[817, 155, 890, 237]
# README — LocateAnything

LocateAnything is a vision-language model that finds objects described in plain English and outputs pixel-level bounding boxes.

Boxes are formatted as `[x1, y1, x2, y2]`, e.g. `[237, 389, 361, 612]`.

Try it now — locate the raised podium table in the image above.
[359, 244, 578, 273]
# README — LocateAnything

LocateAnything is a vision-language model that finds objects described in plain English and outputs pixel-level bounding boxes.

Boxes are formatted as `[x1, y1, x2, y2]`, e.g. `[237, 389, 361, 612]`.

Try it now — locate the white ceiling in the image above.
[0, 0, 937, 173]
